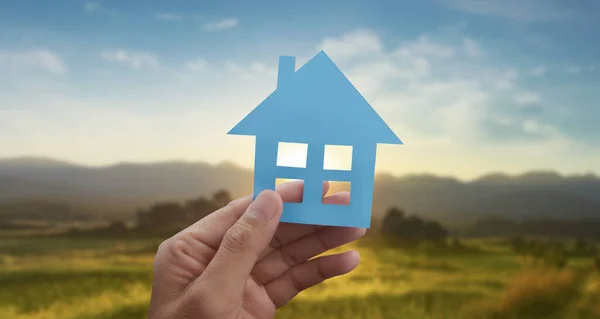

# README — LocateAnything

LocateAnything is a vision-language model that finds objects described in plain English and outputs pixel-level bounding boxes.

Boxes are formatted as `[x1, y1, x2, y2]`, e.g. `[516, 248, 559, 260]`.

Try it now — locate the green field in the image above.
[0, 231, 599, 319]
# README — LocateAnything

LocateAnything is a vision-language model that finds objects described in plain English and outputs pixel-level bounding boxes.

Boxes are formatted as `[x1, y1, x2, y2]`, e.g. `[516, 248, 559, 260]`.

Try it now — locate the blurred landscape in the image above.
[1, 156, 599, 318]
[2, 0, 600, 318]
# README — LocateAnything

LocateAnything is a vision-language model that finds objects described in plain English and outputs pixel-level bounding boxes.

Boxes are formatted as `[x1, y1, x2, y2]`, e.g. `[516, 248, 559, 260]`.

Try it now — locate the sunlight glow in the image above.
[276, 142, 308, 168]
[324, 145, 353, 171]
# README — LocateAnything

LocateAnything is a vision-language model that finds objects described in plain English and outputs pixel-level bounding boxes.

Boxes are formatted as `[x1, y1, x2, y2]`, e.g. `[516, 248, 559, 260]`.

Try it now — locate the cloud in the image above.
[83, 1, 120, 16]
[0, 101, 244, 167]
[320, 30, 384, 61]
[521, 119, 553, 135]
[316, 29, 582, 163]
[0, 50, 66, 74]
[185, 59, 209, 72]
[101, 50, 159, 69]
[154, 13, 183, 21]
[443, 0, 574, 22]
[318, 30, 460, 94]
[530, 65, 548, 76]
[494, 69, 519, 90]
[514, 91, 542, 106]
[201, 18, 238, 31]
[394, 35, 456, 58]
[318, 30, 551, 147]
[3, 29, 596, 179]
[462, 37, 482, 57]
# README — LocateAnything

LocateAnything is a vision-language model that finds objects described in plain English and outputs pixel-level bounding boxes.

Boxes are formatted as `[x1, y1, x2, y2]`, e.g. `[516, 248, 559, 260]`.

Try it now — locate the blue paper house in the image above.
[228, 51, 402, 228]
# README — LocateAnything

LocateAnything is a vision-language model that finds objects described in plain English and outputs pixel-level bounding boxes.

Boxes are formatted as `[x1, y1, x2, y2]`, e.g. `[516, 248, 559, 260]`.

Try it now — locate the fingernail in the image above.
[247, 191, 281, 222]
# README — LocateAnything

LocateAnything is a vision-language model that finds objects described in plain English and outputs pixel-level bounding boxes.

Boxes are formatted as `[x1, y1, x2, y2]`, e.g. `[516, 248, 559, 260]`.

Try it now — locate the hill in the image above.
[1, 157, 599, 223]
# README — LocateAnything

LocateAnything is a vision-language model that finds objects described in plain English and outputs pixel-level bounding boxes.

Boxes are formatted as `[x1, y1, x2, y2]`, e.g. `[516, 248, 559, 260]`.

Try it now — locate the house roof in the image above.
[228, 51, 402, 145]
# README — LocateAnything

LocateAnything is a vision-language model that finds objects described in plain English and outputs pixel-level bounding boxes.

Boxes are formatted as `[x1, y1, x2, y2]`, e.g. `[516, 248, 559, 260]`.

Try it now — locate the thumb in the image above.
[197, 190, 283, 295]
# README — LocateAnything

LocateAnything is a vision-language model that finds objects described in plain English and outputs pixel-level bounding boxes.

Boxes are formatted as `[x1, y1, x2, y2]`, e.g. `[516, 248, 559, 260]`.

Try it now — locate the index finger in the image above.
[176, 180, 327, 250]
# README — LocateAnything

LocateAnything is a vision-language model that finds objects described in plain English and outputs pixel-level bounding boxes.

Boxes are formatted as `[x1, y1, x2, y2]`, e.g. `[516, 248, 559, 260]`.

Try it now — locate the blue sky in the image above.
[0, 0, 599, 179]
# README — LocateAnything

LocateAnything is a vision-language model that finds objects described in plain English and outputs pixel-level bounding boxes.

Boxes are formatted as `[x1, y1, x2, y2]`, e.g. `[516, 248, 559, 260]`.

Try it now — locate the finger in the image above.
[252, 225, 365, 285]
[176, 180, 307, 251]
[195, 190, 283, 296]
[277, 179, 330, 203]
[152, 182, 307, 299]
[264, 250, 360, 308]
[258, 190, 349, 261]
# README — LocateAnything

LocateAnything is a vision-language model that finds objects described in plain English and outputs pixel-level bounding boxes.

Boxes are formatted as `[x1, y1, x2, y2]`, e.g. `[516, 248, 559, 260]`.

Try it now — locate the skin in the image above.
[149, 180, 366, 319]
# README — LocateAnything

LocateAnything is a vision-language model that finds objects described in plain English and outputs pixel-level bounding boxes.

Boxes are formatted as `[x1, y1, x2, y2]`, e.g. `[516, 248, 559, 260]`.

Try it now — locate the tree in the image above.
[380, 206, 448, 245]
[574, 238, 588, 252]
[511, 236, 527, 256]
[136, 189, 234, 232]
[109, 221, 127, 232]
[423, 220, 448, 243]
[512, 239, 569, 268]
[144, 202, 186, 229]
[451, 237, 462, 247]
[136, 208, 150, 228]
[185, 196, 216, 222]
[381, 206, 406, 237]
[541, 242, 568, 268]
[211, 189, 232, 208]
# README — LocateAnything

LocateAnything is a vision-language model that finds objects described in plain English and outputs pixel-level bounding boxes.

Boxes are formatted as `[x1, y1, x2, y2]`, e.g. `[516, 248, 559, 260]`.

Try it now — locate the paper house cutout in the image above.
[228, 51, 402, 228]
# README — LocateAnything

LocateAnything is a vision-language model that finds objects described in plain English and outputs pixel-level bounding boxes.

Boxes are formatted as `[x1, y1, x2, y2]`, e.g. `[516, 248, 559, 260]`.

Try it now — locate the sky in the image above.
[0, 0, 599, 180]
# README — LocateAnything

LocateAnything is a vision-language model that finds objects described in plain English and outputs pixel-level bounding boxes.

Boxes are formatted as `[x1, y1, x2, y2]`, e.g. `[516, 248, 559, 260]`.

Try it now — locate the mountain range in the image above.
[1, 156, 599, 223]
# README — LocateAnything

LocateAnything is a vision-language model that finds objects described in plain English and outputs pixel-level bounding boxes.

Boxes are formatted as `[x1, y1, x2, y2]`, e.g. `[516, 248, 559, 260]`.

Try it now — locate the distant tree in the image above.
[451, 237, 462, 247]
[387, 207, 406, 220]
[574, 238, 588, 252]
[136, 189, 234, 232]
[211, 189, 232, 208]
[381, 206, 448, 245]
[423, 220, 448, 243]
[511, 237, 527, 256]
[144, 202, 186, 229]
[381, 206, 406, 237]
[401, 216, 427, 242]
[541, 243, 568, 268]
[136, 208, 150, 228]
[109, 221, 127, 232]
[513, 239, 569, 268]
[185, 196, 216, 222]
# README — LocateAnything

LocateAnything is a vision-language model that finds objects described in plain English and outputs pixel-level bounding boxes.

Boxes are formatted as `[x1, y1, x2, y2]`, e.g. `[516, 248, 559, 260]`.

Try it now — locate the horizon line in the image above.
[0, 155, 598, 183]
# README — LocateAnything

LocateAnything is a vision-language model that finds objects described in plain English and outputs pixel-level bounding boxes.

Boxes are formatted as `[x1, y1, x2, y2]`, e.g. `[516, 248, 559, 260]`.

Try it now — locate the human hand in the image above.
[148, 180, 366, 319]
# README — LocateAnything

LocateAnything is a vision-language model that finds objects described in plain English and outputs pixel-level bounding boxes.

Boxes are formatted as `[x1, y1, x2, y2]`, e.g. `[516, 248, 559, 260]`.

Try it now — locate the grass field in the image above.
[0, 231, 599, 319]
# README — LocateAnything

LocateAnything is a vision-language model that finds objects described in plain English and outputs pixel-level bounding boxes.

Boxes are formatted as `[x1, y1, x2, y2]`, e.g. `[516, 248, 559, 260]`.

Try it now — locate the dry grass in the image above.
[1, 233, 599, 319]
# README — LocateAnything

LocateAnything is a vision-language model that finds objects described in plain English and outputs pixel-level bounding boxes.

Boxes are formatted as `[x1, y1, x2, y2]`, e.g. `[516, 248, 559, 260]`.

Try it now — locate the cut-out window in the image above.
[277, 142, 308, 168]
[323, 145, 353, 171]
[322, 181, 350, 205]
[276, 178, 303, 203]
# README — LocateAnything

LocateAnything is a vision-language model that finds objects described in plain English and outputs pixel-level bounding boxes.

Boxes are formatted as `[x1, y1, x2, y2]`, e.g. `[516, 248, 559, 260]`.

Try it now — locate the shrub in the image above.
[510, 236, 526, 255]
[500, 269, 581, 318]
[511, 238, 569, 268]
[540, 244, 568, 268]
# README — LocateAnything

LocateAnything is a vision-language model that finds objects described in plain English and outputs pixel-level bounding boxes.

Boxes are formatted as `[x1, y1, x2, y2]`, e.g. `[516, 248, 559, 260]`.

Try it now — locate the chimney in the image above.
[277, 56, 295, 88]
